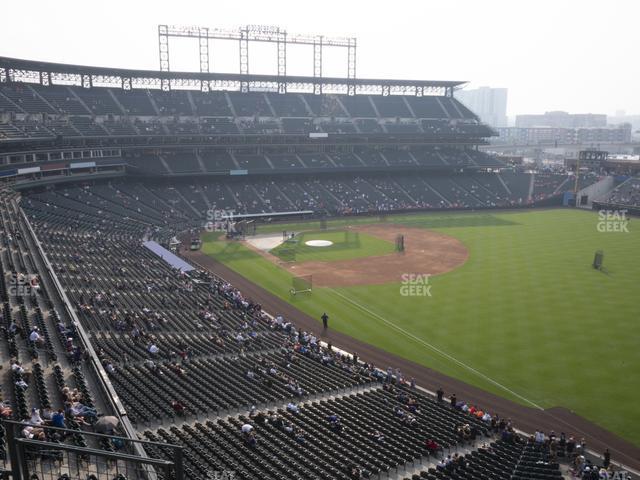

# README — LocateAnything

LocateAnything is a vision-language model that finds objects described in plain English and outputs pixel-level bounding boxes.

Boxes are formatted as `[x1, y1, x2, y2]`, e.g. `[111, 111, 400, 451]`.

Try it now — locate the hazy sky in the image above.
[1, 0, 638, 117]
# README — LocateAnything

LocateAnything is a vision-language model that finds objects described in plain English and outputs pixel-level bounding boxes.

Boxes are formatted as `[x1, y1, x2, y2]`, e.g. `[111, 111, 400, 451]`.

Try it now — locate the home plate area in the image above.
[244, 233, 288, 251]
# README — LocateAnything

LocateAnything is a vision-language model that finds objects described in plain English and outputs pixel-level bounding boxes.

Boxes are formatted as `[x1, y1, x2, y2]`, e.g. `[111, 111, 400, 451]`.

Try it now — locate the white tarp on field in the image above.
[245, 234, 287, 252]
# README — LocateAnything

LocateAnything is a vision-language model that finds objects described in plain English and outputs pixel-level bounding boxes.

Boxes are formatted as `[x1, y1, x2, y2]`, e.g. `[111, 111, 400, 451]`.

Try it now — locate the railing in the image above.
[16, 205, 157, 466]
[2, 420, 183, 480]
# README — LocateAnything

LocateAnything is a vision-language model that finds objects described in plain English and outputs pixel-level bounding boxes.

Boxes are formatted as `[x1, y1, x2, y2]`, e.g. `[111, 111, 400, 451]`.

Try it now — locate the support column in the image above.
[313, 35, 322, 95]
[158, 25, 170, 72]
[199, 27, 209, 73]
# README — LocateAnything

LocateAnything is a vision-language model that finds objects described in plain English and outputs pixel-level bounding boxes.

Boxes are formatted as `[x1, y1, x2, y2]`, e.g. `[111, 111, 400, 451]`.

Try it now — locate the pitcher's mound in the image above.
[305, 240, 334, 247]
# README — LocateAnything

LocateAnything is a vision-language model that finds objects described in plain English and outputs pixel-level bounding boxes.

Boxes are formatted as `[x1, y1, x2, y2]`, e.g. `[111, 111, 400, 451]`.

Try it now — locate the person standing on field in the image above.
[321, 312, 329, 331]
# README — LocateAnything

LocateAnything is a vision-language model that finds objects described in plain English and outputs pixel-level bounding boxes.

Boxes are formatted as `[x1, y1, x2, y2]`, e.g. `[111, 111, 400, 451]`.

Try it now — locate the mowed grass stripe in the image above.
[327, 285, 544, 409]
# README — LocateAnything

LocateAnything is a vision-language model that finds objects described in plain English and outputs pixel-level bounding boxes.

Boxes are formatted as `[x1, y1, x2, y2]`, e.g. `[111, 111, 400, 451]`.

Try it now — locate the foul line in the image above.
[327, 287, 544, 411]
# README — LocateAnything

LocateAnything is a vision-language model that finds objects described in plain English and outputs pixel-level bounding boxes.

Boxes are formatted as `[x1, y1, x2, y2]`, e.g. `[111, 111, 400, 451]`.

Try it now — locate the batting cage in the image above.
[237, 220, 257, 237]
[290, 274, 312, 295]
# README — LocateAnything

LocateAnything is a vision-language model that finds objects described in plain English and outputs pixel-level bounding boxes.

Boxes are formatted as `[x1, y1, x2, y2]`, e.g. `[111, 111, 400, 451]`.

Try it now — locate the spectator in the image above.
[245, 431, 257, 448]
[51, 409, 66, 429]
[10, 360, 26, 377]
[15, 377, 28, 390]
[567, 436, 576, 457]
[29, 327, 45, 347]
[22, 425, 46, 440]
[426, 438, 441, 455]
[67, 401, 98, 422]
[171, 400, 186, 416]
[534, 430, 545, 448]
[104, 361, 116, 375]
[241, 423, 253, 434]
[385, 367, 393, 383]
[29, 407, 44, 426]
[0, 400, 13, 418]
[549, 438, 557, 461]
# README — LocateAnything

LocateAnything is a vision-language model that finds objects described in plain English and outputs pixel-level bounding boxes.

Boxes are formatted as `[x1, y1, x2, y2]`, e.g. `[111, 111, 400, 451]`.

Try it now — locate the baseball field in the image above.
[200, 208, 640, 446]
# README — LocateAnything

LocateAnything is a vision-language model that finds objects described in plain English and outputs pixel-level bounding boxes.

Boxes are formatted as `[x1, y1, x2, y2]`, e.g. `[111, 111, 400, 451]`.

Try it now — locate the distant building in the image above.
[455, 87, 508, 128]
[515, 111, 607, 128]
[575, 125, 632, 143]
[608, 113, 640, 132]
[495, 124, 631, 145]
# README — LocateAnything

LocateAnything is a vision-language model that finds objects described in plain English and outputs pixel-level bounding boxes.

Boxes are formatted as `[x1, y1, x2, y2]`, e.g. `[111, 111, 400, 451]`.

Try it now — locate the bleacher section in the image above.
[403, 439, 563, 480]
[17, 170, 581, 225]
[597, 176, 640, 207]
[532, 173, 570, 201]
[0, 189, 124, 463]
[1, 183, 578, 480]
[0, 83, 494, 143]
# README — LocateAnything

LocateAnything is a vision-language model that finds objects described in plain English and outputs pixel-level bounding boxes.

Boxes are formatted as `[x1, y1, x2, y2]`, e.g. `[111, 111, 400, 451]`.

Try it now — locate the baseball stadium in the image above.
[0, 22, 638, 480]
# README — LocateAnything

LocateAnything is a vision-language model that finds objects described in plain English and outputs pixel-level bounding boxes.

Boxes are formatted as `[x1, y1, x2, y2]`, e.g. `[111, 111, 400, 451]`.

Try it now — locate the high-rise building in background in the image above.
[455, 86, 508, 128]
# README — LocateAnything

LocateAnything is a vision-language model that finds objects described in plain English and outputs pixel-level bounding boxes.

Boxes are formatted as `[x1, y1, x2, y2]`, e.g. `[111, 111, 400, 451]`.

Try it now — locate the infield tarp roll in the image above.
[143, 240, 195, 272]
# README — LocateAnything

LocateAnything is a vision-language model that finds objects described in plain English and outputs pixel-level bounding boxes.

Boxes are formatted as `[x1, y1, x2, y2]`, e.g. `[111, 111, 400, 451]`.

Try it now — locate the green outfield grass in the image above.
[201, 209, 640, 445]
[270, 230, 395, 263]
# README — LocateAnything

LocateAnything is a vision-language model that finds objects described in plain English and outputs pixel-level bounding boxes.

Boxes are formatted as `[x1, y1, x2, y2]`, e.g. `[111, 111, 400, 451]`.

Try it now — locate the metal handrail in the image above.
[1, 420, 181, 450]
[15, 439, 175, 467]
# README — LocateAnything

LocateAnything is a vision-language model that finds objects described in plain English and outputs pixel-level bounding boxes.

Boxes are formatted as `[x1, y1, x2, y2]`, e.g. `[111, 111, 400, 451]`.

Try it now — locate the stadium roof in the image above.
[0, 56, 466, 94]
